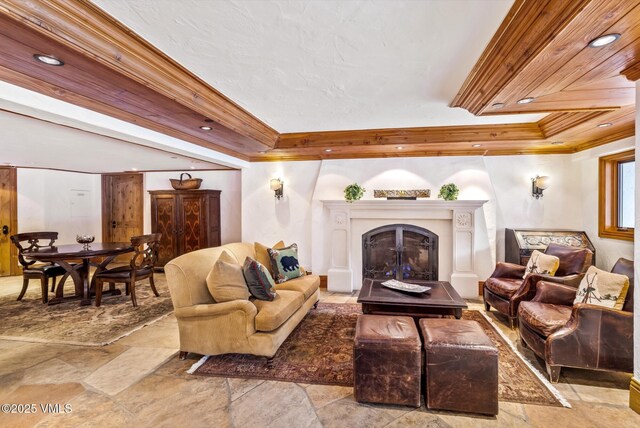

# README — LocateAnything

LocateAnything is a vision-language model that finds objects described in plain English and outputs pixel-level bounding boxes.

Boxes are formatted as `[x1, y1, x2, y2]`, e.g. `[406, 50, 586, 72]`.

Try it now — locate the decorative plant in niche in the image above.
[438, 183, 459, 201]
[344, 183, 365, 202]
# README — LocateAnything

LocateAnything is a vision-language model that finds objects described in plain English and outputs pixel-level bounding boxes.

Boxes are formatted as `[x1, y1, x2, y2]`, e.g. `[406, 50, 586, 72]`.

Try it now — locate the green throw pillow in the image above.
[242, 257, 277, 301]
[268, 243, 303, 284]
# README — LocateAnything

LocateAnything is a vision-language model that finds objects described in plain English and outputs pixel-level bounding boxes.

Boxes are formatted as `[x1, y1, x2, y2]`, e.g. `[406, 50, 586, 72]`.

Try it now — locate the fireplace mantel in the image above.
[320, 199, 488, 298]
[321, 199, 488, 210]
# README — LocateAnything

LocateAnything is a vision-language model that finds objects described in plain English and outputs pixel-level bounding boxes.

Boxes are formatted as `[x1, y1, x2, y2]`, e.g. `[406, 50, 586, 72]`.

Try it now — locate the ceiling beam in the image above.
[277, 123, 544, 149]
[0, 0, 279, 150]
[621, 59, 640, 81]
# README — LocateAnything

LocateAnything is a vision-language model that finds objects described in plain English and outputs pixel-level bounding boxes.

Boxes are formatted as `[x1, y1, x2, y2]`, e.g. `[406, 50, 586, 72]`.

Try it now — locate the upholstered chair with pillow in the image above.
[518, 258, 633, 382]
[483, 243, 593, 328]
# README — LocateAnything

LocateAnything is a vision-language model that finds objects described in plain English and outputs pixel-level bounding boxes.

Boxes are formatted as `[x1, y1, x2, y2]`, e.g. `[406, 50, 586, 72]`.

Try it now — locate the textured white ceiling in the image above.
[93, 0, 545, 133]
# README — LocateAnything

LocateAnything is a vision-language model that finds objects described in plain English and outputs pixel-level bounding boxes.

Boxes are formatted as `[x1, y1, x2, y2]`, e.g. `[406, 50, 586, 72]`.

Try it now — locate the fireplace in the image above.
[362, 224, 438, 281]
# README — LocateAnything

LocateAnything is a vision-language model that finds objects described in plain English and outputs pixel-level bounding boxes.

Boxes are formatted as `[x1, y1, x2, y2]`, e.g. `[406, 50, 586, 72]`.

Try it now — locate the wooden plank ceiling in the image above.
[0, 0, 637, 163]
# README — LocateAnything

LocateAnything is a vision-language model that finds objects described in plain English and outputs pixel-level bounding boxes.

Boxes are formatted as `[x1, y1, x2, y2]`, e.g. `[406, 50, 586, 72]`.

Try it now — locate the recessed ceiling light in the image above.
[258, 150, 267, 154]
[199, 126, 212, 131]
[517, 97, 535, 104]
[551, 141, 565, 145]
[588, 33, 621, 48]
[131, 167, 138, 171]
[324, 149, 332, 152]
[472, 144, 482, 148]
[396, 146, 404, 150]
[597, 122, 613, 128]
[190, 166, 196, 170]
[33, 54, 64, 66]
[491, 103, 505, 109]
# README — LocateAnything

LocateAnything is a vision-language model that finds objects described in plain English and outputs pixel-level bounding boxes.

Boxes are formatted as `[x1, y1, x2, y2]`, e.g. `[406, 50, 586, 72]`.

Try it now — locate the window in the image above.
[599, 150, 634, 241]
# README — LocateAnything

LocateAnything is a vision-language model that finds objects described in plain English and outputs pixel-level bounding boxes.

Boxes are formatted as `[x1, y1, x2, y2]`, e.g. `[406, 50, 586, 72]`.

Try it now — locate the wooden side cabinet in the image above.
[149, 190, 221, 266]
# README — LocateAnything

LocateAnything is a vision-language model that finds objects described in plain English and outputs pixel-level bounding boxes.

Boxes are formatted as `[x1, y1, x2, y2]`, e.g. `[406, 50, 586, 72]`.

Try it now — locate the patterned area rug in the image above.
[0, 276, 173, 346]
[192, 303, 566, 407]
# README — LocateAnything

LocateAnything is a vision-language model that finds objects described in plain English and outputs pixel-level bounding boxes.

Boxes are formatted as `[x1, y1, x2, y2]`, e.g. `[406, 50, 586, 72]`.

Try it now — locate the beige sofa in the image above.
[165, 242, 320, 360]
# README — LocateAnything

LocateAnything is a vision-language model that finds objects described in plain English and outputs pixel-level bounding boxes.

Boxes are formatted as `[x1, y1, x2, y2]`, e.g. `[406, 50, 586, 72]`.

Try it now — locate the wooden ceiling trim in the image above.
[572, 125, 635, 151]
[538, 111, 609, 137]
[0, 0, 279, 148]
[277, 123, 544, 149]
[496, 0, 639, 106]
[450, 0, 592, 115]
[0, 65, 250, 161]
[544, 105, 635, 140]
[621, 59, 640, 81]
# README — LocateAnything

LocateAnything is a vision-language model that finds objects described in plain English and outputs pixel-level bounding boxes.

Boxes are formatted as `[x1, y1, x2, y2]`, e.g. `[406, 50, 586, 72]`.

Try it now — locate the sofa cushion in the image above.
[484, 277, 522, 299]
[573, 265, 630, 310]
[206, 251, 250, 303]
[252, 290, 305, 332]
[268, 243, 303, 284]
[275, 274, 320, 300]
[242, 257, 277, 301]
[255, 241, 285, 277]
[518, 301, 572, 338]
[523, 250, 560, 278]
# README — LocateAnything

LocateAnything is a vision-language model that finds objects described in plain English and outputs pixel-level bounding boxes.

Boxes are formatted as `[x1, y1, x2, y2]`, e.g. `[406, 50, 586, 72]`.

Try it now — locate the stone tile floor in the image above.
[0, 274, 638, 427]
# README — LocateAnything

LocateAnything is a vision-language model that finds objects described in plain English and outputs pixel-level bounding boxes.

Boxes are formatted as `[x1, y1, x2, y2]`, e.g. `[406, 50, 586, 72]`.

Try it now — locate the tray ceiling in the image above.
[0, 0, 636, 164]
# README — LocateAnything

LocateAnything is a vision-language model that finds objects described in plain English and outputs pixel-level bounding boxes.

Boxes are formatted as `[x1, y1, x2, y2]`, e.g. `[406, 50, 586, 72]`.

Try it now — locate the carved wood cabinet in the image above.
[149, 190, 221, 266]
[505, 228, 596, 266]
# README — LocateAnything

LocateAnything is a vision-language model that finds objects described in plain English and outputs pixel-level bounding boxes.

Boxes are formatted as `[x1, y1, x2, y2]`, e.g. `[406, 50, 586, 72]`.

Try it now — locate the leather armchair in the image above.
[483, 243, 593, 328]
[518, 258, 633, 382]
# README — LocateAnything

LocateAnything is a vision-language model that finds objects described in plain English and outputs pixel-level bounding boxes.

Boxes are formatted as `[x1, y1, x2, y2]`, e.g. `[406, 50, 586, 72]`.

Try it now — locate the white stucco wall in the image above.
[241, 161, 322, 267]
[16, 169, 102, 245]
[573, 137, 634, 270]
[241, 153, 628, 281]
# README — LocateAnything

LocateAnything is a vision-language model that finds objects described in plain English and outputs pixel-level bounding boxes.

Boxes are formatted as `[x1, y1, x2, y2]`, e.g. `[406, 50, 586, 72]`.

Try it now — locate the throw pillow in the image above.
[523, 250, 560, 278]
[574, 265, 629, 309]
[206, 251, 250, 302]
[254, 240, 285, 277]
[242, 257, 277, 301]
[268, 243, 303, 284]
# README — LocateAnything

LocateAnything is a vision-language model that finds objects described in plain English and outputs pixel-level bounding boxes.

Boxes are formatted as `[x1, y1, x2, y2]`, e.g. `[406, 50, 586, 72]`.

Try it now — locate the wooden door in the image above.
[102, 174, 143, 257]
[151, 194, 178, 266]
[0, 167, 17, 276]
[178, 193, 207, 255]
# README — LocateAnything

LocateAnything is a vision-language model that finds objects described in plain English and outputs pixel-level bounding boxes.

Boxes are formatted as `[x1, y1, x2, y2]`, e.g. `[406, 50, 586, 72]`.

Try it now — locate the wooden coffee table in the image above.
[357, 278, 468, 319]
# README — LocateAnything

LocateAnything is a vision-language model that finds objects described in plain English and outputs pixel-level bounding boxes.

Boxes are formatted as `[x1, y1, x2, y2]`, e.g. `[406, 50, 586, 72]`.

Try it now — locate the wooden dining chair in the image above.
[94, 233, 162, 307]
[10, 232, 70, 303]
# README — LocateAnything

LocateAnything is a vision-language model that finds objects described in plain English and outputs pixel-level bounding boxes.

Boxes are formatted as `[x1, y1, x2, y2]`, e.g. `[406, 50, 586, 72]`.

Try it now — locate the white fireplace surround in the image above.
[321, 199, 488, 298]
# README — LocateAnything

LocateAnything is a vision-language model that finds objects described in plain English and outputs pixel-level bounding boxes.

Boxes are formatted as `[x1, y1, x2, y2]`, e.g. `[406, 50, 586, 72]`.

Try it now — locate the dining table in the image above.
[23, 242, 134, 306]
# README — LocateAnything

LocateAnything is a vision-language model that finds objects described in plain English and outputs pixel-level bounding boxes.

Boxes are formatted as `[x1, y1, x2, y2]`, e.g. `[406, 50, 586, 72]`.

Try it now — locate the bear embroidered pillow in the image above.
[268, 243, 303, 284]
[573, 265, 629, 309]
[522, 250, 560, 278]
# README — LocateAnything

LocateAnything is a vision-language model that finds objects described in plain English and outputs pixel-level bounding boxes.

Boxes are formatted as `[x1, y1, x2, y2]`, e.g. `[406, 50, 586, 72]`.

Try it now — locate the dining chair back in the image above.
[10, 232, 68, 303]
[94, 233, 162, 307]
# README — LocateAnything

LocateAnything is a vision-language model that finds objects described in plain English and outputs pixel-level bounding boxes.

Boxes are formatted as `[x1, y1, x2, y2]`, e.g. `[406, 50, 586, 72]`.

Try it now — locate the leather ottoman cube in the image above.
[420, 319, 498, 415]
[354, 314, 421, 407]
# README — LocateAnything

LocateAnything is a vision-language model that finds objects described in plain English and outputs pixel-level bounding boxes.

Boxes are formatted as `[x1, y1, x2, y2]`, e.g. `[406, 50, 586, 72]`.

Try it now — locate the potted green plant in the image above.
[438, 183, 459, 201]
[344, 183, 365, 202]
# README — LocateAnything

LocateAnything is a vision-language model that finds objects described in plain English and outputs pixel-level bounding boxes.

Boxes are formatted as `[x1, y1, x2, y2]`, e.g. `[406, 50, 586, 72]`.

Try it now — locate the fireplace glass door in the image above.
[362, 224, 438, 281]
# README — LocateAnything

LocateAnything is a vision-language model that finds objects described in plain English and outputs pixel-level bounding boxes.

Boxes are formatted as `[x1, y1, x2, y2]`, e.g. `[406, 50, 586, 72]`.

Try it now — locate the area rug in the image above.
[191, 303, 568, 407]
[0, 276, 174, 346]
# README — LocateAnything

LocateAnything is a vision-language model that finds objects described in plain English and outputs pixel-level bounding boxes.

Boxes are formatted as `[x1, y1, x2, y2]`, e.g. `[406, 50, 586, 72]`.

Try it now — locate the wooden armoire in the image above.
[149, 190, 221, 266]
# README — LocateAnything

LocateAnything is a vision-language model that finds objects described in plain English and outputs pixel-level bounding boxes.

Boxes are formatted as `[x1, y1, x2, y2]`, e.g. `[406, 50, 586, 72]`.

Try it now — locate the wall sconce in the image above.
[270, 178, 284, 199]
[531, 175, 550, 199]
